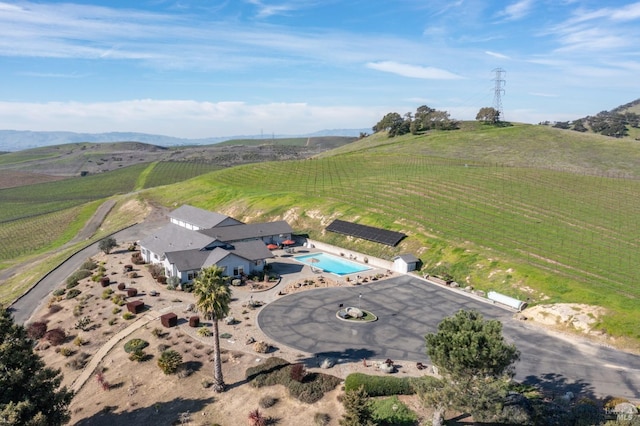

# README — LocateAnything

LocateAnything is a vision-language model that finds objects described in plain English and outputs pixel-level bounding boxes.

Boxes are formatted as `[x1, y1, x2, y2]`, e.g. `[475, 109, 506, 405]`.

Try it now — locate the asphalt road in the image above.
[258, 274, 640, 399]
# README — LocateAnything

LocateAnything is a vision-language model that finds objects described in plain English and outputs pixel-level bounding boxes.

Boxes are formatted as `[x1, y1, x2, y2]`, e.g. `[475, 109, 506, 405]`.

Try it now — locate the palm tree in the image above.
[193, 265, 231, 392]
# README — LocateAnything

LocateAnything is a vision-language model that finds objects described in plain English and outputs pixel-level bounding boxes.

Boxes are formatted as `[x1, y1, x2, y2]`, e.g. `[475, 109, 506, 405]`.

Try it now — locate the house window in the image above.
[187, 272, 196, 281]
[153, 253, 158, 260]
[233, 266, 244, 276]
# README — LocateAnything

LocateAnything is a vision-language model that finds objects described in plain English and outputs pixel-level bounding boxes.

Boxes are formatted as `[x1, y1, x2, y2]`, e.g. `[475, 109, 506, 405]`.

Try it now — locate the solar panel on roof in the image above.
[325, 219, 406, 246]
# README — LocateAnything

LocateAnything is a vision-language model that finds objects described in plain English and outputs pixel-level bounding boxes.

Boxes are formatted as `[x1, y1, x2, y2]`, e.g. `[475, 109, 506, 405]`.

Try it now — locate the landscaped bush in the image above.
[131, 251, 144, 265]
[26, 321, 48, 340]
[122, 312, 135, 320]
[111, 294, 125, 306]
[66, 289, 81, 299]
[66, 352, 91, 370]
[101, 288, 114, 299]
[48, 304, 63, 314]
[81, 259, 98, 270]
[129, 349, 148, 362]
[259, 395, 278, 409]
[157, 276, 167, 285]
[44, 328, 66, 346]
[147, 264, 164, 279]
[247, 358, 341, 404]
[314, 412, 331, 426]
[57, 347, 75, 357]
[344, 373, 415, 397]
[197, 327, 212, 337]
[73, 336, 86, 346]
[157, 349, 183, 374]
[53, 288, 66, 297]
[290, 363, 306, 382]
[74, 316, 92, 331]
[66, 269, 92, 288]
[124, 338, 149, 353]
[246, 357, 290, 382]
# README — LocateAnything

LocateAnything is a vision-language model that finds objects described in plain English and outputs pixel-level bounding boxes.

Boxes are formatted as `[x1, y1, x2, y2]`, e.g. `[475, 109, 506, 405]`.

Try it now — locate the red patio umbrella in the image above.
[281, 239, 295, 246]
[266, 243, 278, 250]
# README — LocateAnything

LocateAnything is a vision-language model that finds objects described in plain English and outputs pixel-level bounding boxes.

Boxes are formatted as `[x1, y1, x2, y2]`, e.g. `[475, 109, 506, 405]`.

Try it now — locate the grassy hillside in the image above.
[145, 124, 640, 344]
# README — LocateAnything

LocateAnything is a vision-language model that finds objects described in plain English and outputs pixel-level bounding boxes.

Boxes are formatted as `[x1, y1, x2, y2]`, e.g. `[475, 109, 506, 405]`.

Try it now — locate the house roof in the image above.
[394, 254, 420, 263]
[198, 220, 292, 242]
[169, 205, 242, 229]
[165, 240, 274, 272]
[138, 223, 215, 255]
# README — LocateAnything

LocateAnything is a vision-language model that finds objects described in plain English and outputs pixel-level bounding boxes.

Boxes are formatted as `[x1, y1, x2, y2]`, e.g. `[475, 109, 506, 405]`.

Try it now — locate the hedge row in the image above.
[344, 373, 415, 397]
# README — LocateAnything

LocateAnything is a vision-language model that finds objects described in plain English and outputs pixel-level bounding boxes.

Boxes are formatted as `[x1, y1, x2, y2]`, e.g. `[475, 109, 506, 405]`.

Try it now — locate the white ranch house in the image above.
[139, 205, 293, 283]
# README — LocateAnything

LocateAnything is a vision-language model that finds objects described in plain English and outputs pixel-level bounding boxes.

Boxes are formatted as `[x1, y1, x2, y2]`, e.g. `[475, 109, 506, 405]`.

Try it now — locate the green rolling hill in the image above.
[1, 123, 639, 346]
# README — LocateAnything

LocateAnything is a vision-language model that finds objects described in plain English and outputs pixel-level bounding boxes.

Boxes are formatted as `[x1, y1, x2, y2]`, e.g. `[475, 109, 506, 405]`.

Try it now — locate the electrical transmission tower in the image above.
[492, 68, 506, 121]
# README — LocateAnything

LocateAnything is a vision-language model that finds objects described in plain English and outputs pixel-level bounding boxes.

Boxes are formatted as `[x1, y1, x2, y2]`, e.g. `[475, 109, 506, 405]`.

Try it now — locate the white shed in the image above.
[392, 254, 420, 273]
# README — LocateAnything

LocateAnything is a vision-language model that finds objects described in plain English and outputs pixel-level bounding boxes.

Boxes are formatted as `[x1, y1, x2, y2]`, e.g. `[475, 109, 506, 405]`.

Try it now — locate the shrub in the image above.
[124, 338, 149, 353]
[148, 264, 164, 279]
[57, 347, 75, 357]
[81, 259, 98, 270]
[44, 328, 66, 346]
[151, 327, 165, 338]
[66, 289, 81, 299]
[65, 281, 79, 289]
[246, 357, 290, 382]
[158, 349, 182, 374]
[248, 409, 266, 426]
[157, 276, 167, 284]
[246, 358, 341, 404]
[66, 269, 92, 288]
[131, 251, 143, 265]
[259, 395, 278, 409]
[101, 288, 114, 299]
[48, 304, 63, 314]
[314, 412, 331, 426]
[290, 363, 306, 383]
[122, 312, 135, 320]
[26, 321, 48, 340]
[95, 371, 110, 391]
[66, 352, 90, 370]
[111, 294, 125, 306]
[53, 288, 66, 297]
[72, 304, 84, 317]
[129, 349, 148, 362]
[344, 373, 414, 397]
[112, 307, 121, 315]
[198, 327, 213, 337]
[108, 318, 117, 326]
[73, 336, 86, 346]
[74, 316, 92, 331]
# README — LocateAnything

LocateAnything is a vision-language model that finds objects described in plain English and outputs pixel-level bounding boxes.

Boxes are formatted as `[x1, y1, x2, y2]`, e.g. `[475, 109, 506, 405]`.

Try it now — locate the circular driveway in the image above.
[258, 275, 640, 399]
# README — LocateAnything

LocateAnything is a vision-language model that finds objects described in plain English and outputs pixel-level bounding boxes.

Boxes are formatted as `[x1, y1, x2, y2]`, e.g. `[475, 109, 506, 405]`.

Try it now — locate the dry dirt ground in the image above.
[31, 244, 437, 426]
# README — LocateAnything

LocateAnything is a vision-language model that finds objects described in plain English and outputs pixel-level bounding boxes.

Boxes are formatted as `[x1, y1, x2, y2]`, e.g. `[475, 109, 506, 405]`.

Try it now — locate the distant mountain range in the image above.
[0, 128, 370, 152]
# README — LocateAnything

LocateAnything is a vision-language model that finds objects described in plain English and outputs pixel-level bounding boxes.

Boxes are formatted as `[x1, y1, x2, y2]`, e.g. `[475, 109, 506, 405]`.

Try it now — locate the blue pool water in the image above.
[294, 252, 371, 276]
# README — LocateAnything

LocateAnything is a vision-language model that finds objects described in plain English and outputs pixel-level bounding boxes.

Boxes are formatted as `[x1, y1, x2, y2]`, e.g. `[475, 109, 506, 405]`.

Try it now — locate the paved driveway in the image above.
[258, 274, 640, 399]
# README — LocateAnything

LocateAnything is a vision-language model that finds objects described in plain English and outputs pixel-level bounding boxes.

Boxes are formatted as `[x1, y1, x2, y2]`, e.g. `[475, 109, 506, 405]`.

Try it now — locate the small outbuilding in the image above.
[392, 254, 420, 273]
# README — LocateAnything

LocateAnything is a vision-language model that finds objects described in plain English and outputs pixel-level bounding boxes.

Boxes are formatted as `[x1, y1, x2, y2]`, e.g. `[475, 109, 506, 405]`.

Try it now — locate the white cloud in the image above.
[366, 61, 463, 80]
[0, 100, 381, 138]
[528, 92, 558, 98]
[499, 0, 533, 21]
[485, 50, 510, 60]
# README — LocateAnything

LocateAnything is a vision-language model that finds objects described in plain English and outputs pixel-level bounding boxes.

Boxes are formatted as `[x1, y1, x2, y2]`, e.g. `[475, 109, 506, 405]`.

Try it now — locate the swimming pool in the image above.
[294, 252, 371, 276]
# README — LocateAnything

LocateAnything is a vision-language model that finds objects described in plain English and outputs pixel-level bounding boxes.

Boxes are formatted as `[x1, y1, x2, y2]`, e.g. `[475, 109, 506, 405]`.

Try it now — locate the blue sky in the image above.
[1, 0, 639, 138]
